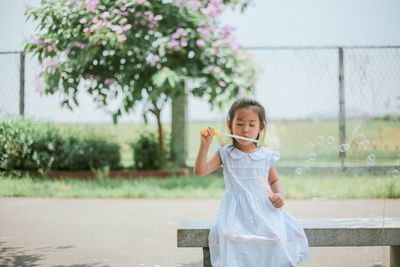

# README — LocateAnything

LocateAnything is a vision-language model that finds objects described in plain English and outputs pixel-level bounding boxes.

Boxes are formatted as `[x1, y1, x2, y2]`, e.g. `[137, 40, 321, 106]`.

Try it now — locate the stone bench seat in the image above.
[177, 218, 400, 267]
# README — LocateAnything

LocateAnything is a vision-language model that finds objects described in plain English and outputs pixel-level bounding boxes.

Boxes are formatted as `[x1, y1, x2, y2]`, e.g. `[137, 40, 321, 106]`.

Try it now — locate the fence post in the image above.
[338, 47, 346, 171]
[19, 51, 25, 116]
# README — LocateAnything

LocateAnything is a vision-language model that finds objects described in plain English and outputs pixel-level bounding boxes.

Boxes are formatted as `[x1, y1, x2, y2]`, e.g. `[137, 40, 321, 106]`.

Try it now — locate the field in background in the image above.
[59, 119, 400, 168]
[0, 173, 398, 199]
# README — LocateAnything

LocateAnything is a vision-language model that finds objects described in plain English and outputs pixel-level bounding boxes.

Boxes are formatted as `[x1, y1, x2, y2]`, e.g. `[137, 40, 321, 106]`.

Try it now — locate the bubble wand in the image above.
[257, 175, 283, 211]
[200, 128, 259, 143]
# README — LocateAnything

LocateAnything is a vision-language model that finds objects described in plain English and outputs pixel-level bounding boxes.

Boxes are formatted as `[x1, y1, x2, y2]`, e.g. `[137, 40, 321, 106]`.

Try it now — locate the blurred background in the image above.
[1, 0, 399, 169]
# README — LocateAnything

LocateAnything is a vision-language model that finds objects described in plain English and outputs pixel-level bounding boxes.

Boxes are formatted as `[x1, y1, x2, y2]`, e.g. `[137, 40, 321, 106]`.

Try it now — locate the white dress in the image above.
[208, 144, 310, 267]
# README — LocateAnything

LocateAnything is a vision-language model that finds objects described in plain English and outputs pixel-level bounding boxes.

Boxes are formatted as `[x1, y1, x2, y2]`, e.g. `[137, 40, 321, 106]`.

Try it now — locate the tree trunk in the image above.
[171, 82, 188, 168]
[155, 108, 166, 170]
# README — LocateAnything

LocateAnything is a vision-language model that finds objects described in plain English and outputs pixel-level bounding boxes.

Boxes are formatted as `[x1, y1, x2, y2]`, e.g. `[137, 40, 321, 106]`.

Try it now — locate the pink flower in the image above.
[83, 28, 89, 33]
[153, 55, 161, 62]
[80, 18, 87, 24]
[197, 28, 211, 39]
[105, 78, 117, 85]
[168, 39, 179, 47]
[172, 32, 180, 39]
[172, 28, 187, 39]
[90, 23, 100, 32]
[122, 24, 132, 31]
[173, 2, 183, 9]
[176, 27, 187, 36]
[30, 35, 38, 42]
[196, 39, 206, 47]
[221, 24, 236, 36]
[154, 15, 163, 21]
[218, 81, 226, 87]
[144, 11, 153, 20]
[34, 73, 44, 92]
[118, 34, 127, 41]
[101, 12, 110, 19]
[112, 25, 123, 34]
[180, 40, 188, 47]
[85, 0, 99, 12]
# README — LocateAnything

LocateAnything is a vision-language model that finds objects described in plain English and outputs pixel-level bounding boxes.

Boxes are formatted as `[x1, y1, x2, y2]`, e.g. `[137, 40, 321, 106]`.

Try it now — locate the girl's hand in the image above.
[269, 193, 284, 209]
[200, 127, 214, 148]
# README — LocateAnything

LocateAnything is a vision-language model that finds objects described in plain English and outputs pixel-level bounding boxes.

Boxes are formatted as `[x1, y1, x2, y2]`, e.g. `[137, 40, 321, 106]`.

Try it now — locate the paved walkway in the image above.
[1, 198, 399, 267]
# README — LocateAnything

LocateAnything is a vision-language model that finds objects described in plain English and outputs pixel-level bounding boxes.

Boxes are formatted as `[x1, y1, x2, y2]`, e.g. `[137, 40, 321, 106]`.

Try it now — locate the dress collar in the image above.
[228, 146, 267, 160]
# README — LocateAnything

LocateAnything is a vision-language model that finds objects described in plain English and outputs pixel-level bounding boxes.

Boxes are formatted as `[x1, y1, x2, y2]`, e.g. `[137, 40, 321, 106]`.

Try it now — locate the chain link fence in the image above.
[1, 47, 399, 167]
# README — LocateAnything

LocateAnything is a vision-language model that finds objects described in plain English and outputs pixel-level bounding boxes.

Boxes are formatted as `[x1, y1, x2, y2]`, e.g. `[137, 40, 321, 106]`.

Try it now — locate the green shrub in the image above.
[130, 132, 163, 170]
[58, 135, 121, 171]
[0, 116, 121, 172]
[0, 116, 63, 172]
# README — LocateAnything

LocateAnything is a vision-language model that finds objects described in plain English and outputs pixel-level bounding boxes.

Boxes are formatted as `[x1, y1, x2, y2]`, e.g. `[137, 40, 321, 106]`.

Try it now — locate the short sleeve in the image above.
[268, 150, 280, 166]
[215, 145, 227, 165]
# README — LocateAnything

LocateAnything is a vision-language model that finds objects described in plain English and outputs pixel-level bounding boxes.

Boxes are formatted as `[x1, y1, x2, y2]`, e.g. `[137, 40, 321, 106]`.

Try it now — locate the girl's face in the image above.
[229, 107, 265, 145]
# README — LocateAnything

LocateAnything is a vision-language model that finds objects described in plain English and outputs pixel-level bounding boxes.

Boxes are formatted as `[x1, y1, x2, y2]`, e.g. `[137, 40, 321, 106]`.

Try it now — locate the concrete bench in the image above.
[177, 218, 400, 267]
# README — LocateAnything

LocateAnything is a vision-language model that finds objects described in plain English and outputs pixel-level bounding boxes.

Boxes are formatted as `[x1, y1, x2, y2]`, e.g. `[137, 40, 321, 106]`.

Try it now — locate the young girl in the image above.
[194, 98, 310, 267]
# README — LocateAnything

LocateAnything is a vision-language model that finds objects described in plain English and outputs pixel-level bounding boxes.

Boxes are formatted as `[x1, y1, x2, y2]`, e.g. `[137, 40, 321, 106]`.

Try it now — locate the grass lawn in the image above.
[1, 173, 399, 199]
[59, 119, 400, 168]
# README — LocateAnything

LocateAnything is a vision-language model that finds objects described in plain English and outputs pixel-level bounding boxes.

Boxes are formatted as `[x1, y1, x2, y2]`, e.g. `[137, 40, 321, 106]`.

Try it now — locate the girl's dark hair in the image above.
[227, 97, 267, 147]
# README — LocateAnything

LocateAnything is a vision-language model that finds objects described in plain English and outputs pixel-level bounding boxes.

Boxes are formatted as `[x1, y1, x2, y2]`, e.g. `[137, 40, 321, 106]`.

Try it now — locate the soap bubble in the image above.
[339, 144, 349, 153]
[307, 143, 315, 150]
[316, 136, 324, 145]
[309, 153, 317, 161]
[362, 139, 371, 150]
[392, 170, 399, 179]
[304, 159, 311, 167]
[355, 133, 366, 145]
[327, 136, 336, 145]
[367, 154, 376, 164]
[295, 168, 303, 175]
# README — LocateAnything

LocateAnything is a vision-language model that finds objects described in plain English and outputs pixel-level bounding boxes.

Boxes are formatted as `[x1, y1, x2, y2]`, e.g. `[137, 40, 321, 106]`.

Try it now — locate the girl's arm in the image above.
[268, 166, 285, 208]
[194, 127, 222, 176]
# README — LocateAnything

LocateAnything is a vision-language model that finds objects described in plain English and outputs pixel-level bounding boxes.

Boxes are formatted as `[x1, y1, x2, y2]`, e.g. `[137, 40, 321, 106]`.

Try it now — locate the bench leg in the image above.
[203, 247, 212, 267]
[391, 246, 400, 267]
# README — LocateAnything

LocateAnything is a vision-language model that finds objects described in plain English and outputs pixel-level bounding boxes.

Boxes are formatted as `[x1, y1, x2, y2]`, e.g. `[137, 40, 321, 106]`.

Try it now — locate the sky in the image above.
[0, 0, 399, 123]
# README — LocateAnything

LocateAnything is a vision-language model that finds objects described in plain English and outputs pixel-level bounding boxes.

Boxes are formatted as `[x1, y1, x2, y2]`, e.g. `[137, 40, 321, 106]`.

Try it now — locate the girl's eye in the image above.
[250, 125, 255, 127]
[236, 124, 243, 126]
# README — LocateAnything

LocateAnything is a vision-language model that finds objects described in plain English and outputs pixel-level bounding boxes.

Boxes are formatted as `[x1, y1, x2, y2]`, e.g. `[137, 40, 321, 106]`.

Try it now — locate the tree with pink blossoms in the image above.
[25, 0, 258, 169]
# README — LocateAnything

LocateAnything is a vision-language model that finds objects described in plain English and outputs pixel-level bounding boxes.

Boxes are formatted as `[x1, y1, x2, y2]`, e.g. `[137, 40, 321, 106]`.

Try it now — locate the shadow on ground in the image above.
[0, 242, 108, 267]
[0, 242, 44, 267]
